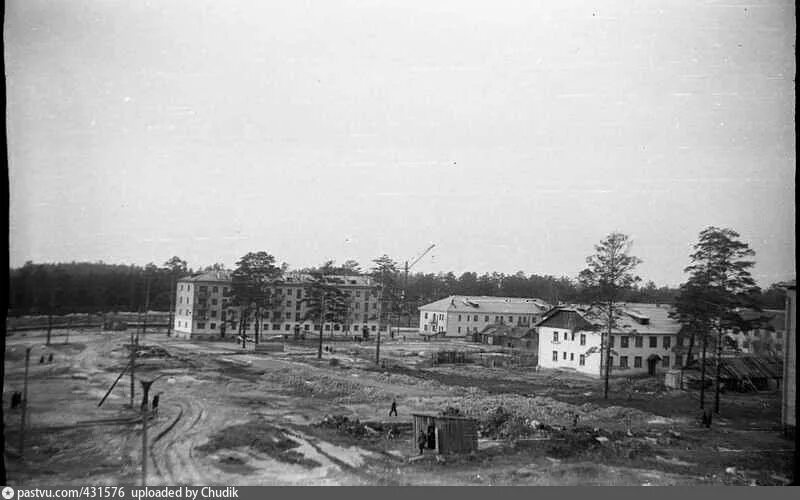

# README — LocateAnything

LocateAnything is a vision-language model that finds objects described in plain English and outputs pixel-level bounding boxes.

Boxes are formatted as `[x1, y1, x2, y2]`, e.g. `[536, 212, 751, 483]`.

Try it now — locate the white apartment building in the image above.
[417, 296, 551, 337]
[174, 271, 382, 340]
[536, 303, 682, 377]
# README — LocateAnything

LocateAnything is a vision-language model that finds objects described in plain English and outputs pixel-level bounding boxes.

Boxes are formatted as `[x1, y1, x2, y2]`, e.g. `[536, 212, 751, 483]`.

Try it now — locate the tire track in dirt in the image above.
[150, 397, 208, 485]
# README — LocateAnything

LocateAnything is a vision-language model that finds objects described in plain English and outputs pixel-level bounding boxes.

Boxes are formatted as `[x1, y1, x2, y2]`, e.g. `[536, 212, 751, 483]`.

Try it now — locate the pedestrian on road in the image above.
[152, 393, 160, 416]
[48, 353, 54, 363]
[389, 399, 398, 417]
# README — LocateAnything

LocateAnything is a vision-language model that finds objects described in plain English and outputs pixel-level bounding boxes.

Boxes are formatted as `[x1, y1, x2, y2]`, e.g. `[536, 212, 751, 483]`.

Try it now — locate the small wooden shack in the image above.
[411, 413, 478, 455]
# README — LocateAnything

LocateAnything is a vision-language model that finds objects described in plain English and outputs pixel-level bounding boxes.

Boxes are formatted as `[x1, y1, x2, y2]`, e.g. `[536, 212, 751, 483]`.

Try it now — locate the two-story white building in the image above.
[417, 296, 551, 338]
[536, 303, 682, 377]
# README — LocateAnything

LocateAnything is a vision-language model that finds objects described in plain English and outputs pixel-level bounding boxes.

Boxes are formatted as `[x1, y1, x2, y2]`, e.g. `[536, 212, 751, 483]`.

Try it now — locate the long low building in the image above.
[417, 296, 551, 337]
[174, 271, 382, 339]
[536, 303, 682, 377]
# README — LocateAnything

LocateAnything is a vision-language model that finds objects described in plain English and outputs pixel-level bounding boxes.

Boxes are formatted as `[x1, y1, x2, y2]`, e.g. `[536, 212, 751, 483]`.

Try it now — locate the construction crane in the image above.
[402, 243, 436, 327]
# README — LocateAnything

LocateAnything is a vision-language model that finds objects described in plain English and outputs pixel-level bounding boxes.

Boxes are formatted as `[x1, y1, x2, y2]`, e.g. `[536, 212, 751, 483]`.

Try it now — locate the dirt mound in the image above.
[196, 419, 320, 468]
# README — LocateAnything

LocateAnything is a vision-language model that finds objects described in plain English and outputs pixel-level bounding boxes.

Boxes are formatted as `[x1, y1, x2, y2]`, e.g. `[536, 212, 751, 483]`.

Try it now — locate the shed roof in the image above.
[686, 355, 783, 380]
[535, 303, 681, 335]
[419, 296, 550, 314]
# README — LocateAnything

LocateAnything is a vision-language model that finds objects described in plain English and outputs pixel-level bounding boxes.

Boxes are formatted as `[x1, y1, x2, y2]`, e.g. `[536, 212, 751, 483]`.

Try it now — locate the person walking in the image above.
[152, 393, 160, 416]
[389, 398, 398, 417]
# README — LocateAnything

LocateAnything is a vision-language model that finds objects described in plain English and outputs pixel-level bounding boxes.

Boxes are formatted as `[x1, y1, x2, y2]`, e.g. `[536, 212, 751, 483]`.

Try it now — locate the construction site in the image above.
[2, 321, 794, 486]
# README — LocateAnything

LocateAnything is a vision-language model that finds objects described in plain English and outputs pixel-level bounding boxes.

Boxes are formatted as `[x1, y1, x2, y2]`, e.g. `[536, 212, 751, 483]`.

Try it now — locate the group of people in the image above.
[39, 353, 54, 364]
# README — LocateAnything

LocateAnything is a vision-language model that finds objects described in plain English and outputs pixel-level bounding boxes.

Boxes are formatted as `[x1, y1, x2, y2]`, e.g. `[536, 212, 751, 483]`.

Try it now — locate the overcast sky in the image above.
[6, 0, 795, 286]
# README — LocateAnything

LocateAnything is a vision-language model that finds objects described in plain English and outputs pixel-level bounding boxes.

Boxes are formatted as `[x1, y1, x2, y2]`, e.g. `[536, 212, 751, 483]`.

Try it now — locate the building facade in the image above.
[723, 309, 787, 356]
[417, 296, 551, 338]
[173, 271, 382, 340]
[536, 303, 682, 377]
[781, 281, 796, 434]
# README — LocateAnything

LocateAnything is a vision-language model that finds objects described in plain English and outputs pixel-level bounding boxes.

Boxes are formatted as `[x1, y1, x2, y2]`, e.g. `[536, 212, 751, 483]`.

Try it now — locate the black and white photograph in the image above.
[4, 0, 796, 488]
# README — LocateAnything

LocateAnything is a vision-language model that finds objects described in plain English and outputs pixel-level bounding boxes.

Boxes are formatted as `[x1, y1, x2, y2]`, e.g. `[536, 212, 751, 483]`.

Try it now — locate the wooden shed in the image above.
[411, 413, 478, 455]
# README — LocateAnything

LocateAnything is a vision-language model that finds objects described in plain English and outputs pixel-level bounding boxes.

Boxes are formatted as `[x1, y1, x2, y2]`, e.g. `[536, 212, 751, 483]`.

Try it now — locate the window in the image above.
[285, 324, 291, 331]
[304, 324, 310, 331]
[580, 334, 586, 345]
[458, 327, 462, 333]
[563, 332, 568, 341]
[296, 302, 301, 310]
[211, 310, 217, 318]
[179, 297, 183, 304]
[272, 323, 280, 330]
[197, 322, 206, 329]
[285, 312, 291, 319]
[552, 351, 558, 362]
[553, 332, 559, 342]
[571, 332, 575, 341]
[213, 286, 218, 293]
[474, 315, 478, 321]
[508, 316, 513, 322]
[210, 323, 216, 330]
[610, 336, 615, 348]
[458, 315, 462, 321]
[634, 356, 642, 368]
[621, 336, 629, 348]
[649, 336, 657, 348]
[677, 337, 684, 347]
[223, 287, 228, 294]
[570, 353, 574, 361]
[662, 356, 670, 368]
[563, 352, 567, 360]
[424, 313, 428, 319]
[485, 315, 489, 322]
[466, 315, 470, 322]
[579, 355, 585, 366]
[371, 325, 376, 331]
[180, 284, 183, 291]
[212, 298, 218, 305]
[635, 336, 643, 348]
[296, 289, 301, 298]
[674, 355, 683, 368]
[325, 324, 331, 331]
[356, 303, 361, 310]
[663, 336, 671, 349]
[356, 291, 361, 298]
[287, 300, 292, 307]
[620, 356, 628, 368]
[424, 325, 428, 332]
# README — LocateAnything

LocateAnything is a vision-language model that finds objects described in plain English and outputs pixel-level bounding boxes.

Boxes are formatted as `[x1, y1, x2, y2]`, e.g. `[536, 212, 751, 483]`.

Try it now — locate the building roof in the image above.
[178, 271, 375, 287]
[779, 279, 796, 290]
[179, 270, 232, 283]
[480, 323, 536, 339]
[686, 355, 783, 380]
[418, 296, 551, 315]
[736, 309, 786, 331]
[536, 303, 681, 335]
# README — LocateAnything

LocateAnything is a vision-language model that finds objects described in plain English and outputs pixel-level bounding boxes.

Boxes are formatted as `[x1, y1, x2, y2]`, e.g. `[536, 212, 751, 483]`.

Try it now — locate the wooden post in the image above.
[19, 347, 31, 458]
[130, 328, 136, 408]
[140, 380, 154, 486]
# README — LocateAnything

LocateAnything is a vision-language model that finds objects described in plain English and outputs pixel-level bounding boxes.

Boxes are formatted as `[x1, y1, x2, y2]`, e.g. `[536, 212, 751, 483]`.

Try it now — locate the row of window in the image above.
[551, 351, 675, 368]
[179, 284, 229, 294]
[192, 322, 381, 332]
[550, 331, 673, 349]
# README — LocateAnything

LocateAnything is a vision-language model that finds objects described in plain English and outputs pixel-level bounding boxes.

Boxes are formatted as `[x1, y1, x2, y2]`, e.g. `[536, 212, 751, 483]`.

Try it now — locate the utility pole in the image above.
[142, 277, 150, 345]
[317, 285, 326, 360]
[402, 244, 435, 328]
[167, 276, 175, 337]
[19, 346, 31, 458]
[139, 379, 155, 486]
[46, 288, 54, 346]
[129, 325, 136, 408]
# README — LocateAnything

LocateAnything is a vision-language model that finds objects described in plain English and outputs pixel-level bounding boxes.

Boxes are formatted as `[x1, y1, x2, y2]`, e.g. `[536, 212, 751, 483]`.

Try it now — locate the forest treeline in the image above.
[7, 259, 787, 317]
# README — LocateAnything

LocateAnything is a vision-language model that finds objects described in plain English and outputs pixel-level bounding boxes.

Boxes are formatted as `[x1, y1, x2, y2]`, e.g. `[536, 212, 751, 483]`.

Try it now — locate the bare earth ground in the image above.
[3, 328, 794, 486]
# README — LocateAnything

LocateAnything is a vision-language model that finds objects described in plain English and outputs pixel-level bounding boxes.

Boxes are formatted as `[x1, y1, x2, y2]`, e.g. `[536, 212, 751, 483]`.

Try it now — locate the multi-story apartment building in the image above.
[417, 296, 551, 337]
[536, 303, 682, 377]
[173, 271, 382, 340]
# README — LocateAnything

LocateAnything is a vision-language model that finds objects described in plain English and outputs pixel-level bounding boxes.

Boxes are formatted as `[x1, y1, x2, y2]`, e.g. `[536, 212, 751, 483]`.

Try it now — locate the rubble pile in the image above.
[316, 414, 368, 437]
